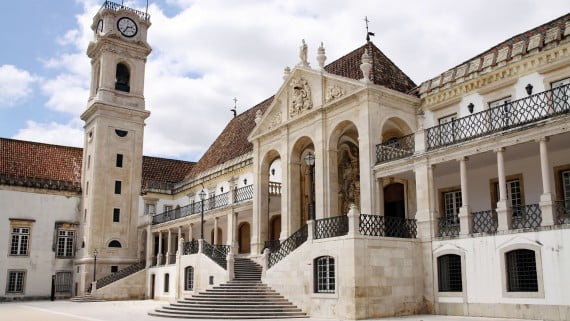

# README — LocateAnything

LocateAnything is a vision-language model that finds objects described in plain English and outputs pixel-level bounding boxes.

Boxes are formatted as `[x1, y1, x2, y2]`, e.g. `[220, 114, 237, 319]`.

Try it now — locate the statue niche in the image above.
[337, 141, 360, 215]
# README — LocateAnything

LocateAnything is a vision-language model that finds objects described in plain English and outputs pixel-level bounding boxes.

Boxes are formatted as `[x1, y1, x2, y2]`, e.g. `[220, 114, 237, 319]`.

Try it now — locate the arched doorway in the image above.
[210, 228, 222, 245]
[269, 215, 281, 241]
[238, 222, 251, 253]
[329, 121, 360, 216]
[291, 136, 315, 229]
[384, 183, 405, 219]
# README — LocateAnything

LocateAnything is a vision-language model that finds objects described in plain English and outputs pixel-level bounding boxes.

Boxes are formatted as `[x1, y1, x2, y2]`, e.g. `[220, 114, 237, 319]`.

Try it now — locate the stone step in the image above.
[149, 311, 307, 319]
[184, 297, 290, 303]
[151, 309, 307, 318]
[173, 302, 296, 308]
[164, 305, 302, 312]
[70, 295, 105, 303]
[205, 289, 276, 294]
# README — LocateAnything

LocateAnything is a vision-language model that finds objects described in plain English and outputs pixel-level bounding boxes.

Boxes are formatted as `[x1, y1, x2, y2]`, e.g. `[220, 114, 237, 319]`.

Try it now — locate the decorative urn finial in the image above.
[316, 42, 327, 69]
[360, 49, 372, 83]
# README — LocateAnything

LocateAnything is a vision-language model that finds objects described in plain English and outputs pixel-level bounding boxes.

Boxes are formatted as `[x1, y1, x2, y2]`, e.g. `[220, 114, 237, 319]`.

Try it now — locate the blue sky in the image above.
[1, 1, 569, 161]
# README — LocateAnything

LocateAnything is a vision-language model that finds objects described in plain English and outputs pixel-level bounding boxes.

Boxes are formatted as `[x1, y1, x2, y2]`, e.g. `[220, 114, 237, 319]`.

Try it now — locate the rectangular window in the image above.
[7, 271, 25, 293]
[314, 256, 335, 293]
[442, 190, 462, 217]
[144, 204, 156, 215]
[116, 154, 123, 168]
[494, 179, 523, 213]
[111, 266, 119, 273]
[164, 273, 170, 293]
[10, 227, 29, 256]
[164, 205, 173, 213]
[55, 271, 72, 293]
[113, 208, 120, 222]
[437, 255, 462, 292]
[56, 230, 75, 258]
[114, 181, 121, 194]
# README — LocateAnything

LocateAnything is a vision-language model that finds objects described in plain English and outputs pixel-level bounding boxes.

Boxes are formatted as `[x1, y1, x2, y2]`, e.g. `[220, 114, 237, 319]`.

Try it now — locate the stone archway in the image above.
[329, 121, 360, 216]
[238, 222, 251, 254]
[290, 136, 315, 230]
[210, 227, 222, 245]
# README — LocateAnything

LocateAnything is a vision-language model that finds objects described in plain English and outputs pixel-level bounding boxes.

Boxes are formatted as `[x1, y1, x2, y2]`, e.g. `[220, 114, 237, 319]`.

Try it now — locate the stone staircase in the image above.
[149, 257, 306, 319]
[69, 293, 105, 302]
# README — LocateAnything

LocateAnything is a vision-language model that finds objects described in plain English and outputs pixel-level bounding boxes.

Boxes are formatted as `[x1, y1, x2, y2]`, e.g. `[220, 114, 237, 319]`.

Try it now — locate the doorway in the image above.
[384, 183, 406, 219]
[150, 274, 155, 299]
[238, 222, 251, 253]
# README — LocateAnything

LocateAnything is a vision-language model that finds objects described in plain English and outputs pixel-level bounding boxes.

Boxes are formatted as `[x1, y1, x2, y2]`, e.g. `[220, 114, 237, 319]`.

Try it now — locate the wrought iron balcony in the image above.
[438, 215, 460, 237]
[555, 200, 570, 224]
[359, 214, 417, 238]
[100, 1, 150, 21]
[511, 203, 542, 229]
[234, 185, 254, 202]
[375, 134, 415, 164]
[426, 83, 570, 150]
[472, 209, 498, 233]
[313, 216, 349, 239]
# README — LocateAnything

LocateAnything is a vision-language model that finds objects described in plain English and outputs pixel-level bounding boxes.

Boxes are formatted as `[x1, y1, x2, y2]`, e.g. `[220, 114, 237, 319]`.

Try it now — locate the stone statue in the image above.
[299, 39, 309, 67]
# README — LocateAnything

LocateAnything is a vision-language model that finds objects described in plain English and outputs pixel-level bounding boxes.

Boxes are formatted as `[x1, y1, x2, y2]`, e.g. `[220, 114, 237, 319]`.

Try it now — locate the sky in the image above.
[0, 0, 569, 162]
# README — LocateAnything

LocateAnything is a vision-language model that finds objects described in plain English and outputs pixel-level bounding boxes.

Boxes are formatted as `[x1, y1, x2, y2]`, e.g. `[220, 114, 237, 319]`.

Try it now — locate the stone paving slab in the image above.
[0, 300, 540, 321]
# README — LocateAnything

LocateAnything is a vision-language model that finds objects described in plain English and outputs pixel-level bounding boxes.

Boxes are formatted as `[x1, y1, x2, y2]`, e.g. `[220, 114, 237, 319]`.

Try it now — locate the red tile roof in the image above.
[0, 137, 194, 192]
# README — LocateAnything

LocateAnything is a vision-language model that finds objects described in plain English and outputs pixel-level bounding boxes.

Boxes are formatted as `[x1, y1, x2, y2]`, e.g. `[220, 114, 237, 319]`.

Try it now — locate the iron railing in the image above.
[438, 215, 460, 237]
[375, 133, 415, 164]
[101, 1, 150, 21]
[152, 203, 196, 224]
[263, 240, 281, 253]
[202, 241, 227, 269]
[511, 204, 542, 229]
[95, 261, 146, 289]
[555, 200, 570, 224]
[472, 209, 498, 233]
[268, 224, 308, 268]
[209, 193, 229, 210]
[359, 214, 417, 238]
[314, 216, 349, 239]
[234, 185, 254, 202]
[182, 240, 199, 255]
[214, 244, 232, 256]
[269, 182, 282, 195]
[426, 84, 570, 150]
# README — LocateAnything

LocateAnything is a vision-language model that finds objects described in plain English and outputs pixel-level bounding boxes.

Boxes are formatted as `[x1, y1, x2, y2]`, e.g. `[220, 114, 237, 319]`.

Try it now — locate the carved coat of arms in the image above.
[289, 78, 312, 117]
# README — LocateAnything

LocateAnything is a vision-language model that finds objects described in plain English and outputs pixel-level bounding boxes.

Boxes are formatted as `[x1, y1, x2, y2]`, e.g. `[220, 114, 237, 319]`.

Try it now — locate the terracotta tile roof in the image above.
[0, 138, 83, 192]
[142, 156, 195, 189]
[0, 137, 195, 192]
[188, 96, 274, 177]
[325, 41, 417, 94]
[418, 13, 570, 95]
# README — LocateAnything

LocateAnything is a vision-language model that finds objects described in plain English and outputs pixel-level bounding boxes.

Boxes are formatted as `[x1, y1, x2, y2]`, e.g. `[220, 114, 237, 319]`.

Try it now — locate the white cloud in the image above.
[32, 0, 570, 161]
[0, 65, 38, 107]
[13, 120, 84, 148]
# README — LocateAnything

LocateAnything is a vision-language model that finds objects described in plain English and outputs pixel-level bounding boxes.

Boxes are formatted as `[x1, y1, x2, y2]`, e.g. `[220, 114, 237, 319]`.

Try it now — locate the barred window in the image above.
[314, 256, 335, 293]
[7, 271, 25, 293]
[56, 230, 75, 257]
[506, 249, 538, 292]
[437, 254, 462, 292]
[10, 227, 29, 256]
[164, 273, 170, 293]
[55, 271, 72, 293]
[184, 266, 194, 291]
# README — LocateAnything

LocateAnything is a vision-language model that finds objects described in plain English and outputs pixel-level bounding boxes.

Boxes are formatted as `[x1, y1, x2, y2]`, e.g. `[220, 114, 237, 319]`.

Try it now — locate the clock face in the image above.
[96, 19, 103, 34]
[117, 17, 137, 37]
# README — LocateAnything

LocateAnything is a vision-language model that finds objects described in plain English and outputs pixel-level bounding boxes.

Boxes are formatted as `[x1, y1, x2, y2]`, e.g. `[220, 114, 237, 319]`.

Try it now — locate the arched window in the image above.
[184, 266, 194, 291]
[314, 256, 335, 293]
[115, 63, 130, 92]
[506, 249, 538, 292]
[108, 240, 122, 248]
[437, 254, 462, 292]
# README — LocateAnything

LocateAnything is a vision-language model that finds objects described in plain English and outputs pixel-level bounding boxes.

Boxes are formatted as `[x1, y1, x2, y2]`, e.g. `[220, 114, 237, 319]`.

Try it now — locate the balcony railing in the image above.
[438, 215, 460, 237]
[182, 240, 199, 255]
[234, 185, 254, 202]
[101, 1, 150, 21]
[426, 83, 570, 150]
[472, 209, 498, 233]
[555, 200, 570, 224]
[375, 133, 415, 164]
[359, 214, 417, 238]
[263, 240, 281, 253]
[511, 203, 542, 229]
[313, 216, 349, 239]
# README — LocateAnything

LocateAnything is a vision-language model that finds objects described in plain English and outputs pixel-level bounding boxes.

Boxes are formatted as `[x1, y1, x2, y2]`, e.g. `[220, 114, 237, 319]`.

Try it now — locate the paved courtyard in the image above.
[0, 300, 540, 321]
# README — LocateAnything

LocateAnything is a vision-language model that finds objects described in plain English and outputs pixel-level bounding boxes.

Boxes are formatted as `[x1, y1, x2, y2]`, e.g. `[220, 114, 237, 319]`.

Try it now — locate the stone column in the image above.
[213, 217, 219, 245]
[252, 140, 268, 254]
[306, 219, 315, 242]
[347, 203, 360, 237]
[538, 137, 555, 226]
[157, 231, 163, 265]
[458, 157, 472, 235]
[166, 229, 172, 265]
[188, 223, 193, 241]
[227, 253, 235, 281]
[376, 178, 384, 216]
[145, 226, 153, 267]
[496, 148, 511, 231]
[227, 210, 238, 254]
[177, 226, 182, 254]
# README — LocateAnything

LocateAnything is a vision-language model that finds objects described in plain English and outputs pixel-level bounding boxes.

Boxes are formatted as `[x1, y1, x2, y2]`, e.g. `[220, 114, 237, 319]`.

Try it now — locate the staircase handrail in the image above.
[202, 240, 227, 269]
[268, 224, 308, 268]
[95, 261, 146, 289]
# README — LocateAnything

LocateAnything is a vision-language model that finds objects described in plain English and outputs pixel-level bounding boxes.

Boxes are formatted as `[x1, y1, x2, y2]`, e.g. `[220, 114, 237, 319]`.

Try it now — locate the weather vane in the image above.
[231, 97, 238, 118]
[364, 16, 375, 42]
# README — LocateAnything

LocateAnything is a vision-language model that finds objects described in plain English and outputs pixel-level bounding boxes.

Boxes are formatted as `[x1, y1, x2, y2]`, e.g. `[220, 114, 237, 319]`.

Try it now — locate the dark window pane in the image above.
[115, 181, 121, 194]
[506, 249, 538, 292]
[437, 254, 462, 292]
[116, 154, 123, 167]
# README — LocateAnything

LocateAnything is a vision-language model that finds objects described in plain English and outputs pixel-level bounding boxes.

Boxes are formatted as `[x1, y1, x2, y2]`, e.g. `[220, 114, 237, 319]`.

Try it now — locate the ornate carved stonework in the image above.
[289, 78, 313, 117]
[338, 141, 360, 215]
[267, 111, 282, 130]
[325, 85, 344, 103]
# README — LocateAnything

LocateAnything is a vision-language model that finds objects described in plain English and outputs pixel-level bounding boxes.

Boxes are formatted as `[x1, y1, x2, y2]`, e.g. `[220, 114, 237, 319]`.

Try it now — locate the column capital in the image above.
[535, 136, 549, 143]
[456, 156, 469, 162]
[493, 147, 505, 153]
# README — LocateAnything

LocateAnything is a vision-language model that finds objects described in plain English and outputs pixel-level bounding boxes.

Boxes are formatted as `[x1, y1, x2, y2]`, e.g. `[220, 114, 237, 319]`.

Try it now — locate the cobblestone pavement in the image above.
[0, 300, 539, 321]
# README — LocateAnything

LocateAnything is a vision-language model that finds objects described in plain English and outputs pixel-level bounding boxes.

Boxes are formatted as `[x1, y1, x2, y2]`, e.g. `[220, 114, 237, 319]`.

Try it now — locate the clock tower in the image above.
[76, 2, 151, 294]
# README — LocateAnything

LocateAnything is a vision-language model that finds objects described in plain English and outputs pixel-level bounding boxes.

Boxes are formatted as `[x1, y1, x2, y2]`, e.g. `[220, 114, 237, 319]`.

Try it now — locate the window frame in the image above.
[56, 229, 75, 258]
[10, 226, 30, 256]
[437, 254, 463, 292]
[184, 266, 194, 291]
[116, 154, 123, 168]
[499, 243, 544, 298]
[313, 256, 335, 294]
[55, 271, 72, 293]
[164, 273, 170, 293]
[113, 208, 120, 223]
[6, 270, 26, 294]
[114, 180, 122, 194]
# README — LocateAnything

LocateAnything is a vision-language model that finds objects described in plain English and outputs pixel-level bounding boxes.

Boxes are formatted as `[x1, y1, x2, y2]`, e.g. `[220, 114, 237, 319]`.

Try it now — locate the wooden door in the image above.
[238, 223, 251, 253]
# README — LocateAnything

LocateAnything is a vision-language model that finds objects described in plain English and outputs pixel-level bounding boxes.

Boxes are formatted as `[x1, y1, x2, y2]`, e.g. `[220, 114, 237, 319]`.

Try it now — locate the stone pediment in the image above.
[250, 68, 362, 139]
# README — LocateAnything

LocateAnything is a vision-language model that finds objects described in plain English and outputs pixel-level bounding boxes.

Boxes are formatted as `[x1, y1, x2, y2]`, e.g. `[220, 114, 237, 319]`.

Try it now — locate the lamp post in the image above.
[92, 249, 98, 282]
[199, 189, 207, 239]
[304, 151, 316, 221]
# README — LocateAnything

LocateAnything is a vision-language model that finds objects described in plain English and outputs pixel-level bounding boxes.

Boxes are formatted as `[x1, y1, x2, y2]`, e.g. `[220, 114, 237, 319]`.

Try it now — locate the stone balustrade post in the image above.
[458, 157, 472, 235]
[261, 248, 270, 279]
[306, 220, 315, 242]
[91, 281, 97, 295]
[198, 239, 204, 254]
[347, 203, 360, 237]
[227, 252, 235, 281]
[538, 137, 555, 226]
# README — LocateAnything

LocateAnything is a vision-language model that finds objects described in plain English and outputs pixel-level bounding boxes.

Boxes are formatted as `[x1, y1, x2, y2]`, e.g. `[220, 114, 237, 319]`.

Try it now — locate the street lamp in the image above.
[92, 249, 98, 282]
[199, 189, 207, 239]
[304, 151, 316, 221]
